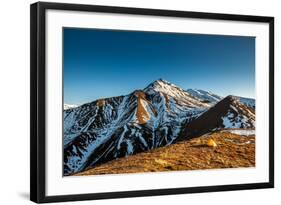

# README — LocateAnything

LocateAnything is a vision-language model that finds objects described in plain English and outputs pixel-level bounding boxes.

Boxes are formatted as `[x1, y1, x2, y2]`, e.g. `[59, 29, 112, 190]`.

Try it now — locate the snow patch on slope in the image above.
[222, 111, 253, 129]
[64, 104, 78, 110]
[222, 129, 255, 136]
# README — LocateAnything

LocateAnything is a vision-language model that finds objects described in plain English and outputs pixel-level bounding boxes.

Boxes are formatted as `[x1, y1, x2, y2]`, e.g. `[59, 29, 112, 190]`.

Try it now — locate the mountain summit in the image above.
[144, 79, 211, 108]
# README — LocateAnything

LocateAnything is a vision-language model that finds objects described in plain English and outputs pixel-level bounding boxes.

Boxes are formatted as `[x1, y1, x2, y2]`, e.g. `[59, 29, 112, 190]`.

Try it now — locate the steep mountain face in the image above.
[182, 95, 255, 139]
[64, 79, 210, 175]
[186, 89, 222, 104]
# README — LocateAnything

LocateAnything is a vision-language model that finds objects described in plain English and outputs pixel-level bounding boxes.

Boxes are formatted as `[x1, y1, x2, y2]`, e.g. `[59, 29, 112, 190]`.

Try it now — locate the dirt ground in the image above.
[74, 132, 255, 176]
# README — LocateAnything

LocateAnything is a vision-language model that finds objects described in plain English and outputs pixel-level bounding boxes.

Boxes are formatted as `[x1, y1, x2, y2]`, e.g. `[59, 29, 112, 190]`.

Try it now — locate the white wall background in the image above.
[0, 0, 279, 204]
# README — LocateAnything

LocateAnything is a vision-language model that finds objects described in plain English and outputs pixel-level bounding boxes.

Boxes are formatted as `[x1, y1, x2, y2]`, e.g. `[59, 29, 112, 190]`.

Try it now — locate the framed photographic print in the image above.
[30, 2, 274, 203]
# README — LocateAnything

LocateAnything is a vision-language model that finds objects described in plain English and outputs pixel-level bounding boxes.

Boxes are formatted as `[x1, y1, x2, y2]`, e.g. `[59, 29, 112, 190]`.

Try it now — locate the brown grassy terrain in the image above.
[74, 132, 255, 176]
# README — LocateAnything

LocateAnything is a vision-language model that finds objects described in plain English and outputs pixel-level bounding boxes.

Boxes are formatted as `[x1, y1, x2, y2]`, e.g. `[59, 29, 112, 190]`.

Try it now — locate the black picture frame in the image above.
[30, 2, 274, 203]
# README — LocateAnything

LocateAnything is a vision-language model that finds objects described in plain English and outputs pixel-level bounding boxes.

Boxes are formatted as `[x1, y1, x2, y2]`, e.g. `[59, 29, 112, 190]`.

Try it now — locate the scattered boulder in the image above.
[207, 139, 217, 148]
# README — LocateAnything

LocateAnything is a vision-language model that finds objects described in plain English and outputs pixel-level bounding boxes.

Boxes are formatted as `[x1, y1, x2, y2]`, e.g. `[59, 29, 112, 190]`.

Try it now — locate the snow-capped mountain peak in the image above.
[144, 79, 210, 108]
[144, 78, 180, 91]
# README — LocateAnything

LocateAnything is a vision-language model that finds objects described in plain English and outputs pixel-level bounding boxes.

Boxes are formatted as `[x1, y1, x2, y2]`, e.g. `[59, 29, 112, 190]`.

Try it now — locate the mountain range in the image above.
[63, 79, 255, 175]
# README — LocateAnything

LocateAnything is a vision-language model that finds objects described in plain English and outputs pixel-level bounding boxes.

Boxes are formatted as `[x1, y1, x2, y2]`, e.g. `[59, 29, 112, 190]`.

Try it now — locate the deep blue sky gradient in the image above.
[64, 28, 255, 104]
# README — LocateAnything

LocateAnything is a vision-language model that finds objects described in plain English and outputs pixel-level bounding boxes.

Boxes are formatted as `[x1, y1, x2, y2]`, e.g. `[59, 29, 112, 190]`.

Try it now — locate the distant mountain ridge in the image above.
[232, 96, 255, 109]
[64, 79, 255, 175]
[186, 89, 222, 104]
[186, 89, 255, 109]
[64, 104, 78, 110]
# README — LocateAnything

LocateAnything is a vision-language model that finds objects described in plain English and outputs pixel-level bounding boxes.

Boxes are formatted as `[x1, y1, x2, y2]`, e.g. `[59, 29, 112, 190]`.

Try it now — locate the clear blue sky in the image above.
[64, 28, 255, 105]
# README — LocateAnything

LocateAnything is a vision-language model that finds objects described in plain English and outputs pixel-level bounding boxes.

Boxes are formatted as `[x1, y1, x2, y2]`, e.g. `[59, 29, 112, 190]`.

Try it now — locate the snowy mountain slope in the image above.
[182, 95, 255, 139]
[233, 96, 255, 110]
[64, 79, 209, 175]
[186, 89, 222, 104]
